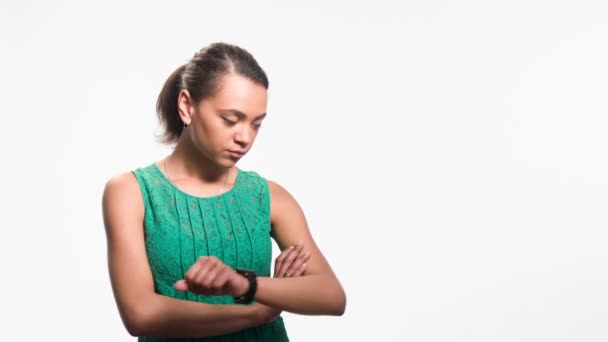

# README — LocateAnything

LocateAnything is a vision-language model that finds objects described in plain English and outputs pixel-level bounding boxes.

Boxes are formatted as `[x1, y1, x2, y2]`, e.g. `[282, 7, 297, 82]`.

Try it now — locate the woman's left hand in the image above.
[251, 244, 310, 323]
[273, 241, 310, 278]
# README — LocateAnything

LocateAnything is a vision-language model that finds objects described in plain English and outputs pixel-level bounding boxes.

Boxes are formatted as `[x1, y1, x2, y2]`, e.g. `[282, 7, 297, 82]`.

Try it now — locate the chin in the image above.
[218, 157, 239, 167]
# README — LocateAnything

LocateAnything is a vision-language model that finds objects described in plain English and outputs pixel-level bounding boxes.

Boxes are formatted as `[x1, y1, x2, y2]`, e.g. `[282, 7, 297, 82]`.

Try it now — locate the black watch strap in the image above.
[233, 269, 257, 304]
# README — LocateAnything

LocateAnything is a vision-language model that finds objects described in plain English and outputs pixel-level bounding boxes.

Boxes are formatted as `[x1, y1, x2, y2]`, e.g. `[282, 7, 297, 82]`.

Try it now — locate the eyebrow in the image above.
[219, 109, 267, 120]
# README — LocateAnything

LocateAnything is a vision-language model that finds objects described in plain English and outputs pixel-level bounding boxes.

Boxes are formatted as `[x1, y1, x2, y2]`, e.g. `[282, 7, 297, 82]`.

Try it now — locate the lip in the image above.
[228, 150, 246, 157]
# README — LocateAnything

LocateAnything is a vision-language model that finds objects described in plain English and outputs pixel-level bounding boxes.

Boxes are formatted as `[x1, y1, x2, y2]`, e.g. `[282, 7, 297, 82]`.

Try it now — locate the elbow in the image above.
[124, 316, 146, 337]
[336, 290, 347, 316]
[123, 311, 148, 337]
[125, 322, 143, 337]
[335, 300, 346, 316]
[328, 286, 347, 316]
[121, 302, 156, 337]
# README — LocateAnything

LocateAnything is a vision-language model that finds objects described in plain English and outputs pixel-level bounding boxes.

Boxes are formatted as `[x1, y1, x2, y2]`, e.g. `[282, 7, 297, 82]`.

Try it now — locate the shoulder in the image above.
[103, 163, 160, 198]
[102, 171, 146, 223]
[103, 171, 142, 200]
[267, 179, 292, 201]
[266, 179, 305, 223]
[101, 170, 148, 245]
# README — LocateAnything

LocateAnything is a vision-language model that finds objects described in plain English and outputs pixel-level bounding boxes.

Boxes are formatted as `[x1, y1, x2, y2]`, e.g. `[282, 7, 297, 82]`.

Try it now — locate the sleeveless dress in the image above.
[131, 163, 289, 341]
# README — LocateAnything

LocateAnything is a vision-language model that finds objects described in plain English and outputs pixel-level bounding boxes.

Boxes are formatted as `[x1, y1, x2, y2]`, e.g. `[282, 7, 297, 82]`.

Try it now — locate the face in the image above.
[178, 73, 268, 167]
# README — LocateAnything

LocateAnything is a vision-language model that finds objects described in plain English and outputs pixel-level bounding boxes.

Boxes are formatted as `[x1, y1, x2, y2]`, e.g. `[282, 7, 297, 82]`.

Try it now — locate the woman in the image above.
[102, 42, 346, 341]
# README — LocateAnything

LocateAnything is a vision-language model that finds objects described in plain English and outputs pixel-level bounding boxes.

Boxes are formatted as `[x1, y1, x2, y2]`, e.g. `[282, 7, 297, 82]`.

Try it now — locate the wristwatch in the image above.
[233, 268, 257, 304]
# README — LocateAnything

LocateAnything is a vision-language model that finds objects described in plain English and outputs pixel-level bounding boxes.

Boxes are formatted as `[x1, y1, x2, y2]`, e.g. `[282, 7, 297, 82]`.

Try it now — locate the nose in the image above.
[234, 127, 252, 147]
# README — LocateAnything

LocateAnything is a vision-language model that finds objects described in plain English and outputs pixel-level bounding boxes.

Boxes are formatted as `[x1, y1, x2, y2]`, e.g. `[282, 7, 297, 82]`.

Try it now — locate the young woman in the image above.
[102, 42, 346, 341]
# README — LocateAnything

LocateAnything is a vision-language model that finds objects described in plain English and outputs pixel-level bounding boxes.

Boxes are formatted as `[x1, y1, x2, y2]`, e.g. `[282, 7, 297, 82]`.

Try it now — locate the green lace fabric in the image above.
[131, 163, 289, 342]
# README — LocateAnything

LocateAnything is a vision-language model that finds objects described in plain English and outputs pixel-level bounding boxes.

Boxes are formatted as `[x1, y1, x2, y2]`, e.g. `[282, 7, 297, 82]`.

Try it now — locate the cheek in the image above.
[198, 120, 222, 139]
[205, 125, 235, 148]
[190, 124, 219, 151]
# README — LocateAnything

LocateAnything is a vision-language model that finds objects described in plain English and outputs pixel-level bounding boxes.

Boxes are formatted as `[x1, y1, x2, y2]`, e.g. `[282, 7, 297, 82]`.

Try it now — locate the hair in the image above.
[156, 42, 269, 144]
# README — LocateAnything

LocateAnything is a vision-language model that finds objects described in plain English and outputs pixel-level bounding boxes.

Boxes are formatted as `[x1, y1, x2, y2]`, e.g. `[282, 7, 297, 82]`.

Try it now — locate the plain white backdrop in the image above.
[1, 0, 607, 341]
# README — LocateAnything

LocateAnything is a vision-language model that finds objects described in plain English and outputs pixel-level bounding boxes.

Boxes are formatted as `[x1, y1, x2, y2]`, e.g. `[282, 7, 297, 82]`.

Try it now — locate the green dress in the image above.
[131, 163, 289, 341]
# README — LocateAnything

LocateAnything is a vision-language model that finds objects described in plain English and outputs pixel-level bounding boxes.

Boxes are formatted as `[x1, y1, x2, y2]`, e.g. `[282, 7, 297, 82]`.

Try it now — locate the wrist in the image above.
[234, 272, 249, 297]
[233, 269, 257, 304]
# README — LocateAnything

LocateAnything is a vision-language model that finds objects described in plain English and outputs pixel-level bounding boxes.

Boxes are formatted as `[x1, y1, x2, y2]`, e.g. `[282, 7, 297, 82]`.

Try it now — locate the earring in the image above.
[184, 122, 189, 128]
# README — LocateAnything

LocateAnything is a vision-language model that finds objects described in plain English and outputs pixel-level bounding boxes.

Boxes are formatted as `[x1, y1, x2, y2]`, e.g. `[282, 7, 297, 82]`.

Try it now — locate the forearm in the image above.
[254, 275, 346, 315]
[125, 293, 260, 338]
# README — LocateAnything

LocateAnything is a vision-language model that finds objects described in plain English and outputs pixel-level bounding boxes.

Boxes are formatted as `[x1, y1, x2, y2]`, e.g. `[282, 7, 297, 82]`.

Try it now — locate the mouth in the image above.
[227, 150, 246, 158]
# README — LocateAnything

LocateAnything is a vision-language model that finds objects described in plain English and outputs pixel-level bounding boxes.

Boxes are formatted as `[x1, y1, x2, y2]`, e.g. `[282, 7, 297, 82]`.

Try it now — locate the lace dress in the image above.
[131, 163, 289, 341]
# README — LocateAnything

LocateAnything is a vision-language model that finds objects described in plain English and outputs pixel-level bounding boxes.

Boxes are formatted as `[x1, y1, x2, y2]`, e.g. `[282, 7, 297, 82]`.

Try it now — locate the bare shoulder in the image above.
[267, 179, 304, 220]
[266, 179, 310, 244]
[267, 179, 292, 202]
[102, 171, 145, 235]
[103, 172, 143, 207]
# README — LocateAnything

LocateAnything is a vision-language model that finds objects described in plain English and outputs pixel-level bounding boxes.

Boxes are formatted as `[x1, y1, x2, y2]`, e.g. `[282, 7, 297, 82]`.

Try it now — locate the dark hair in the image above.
[156, 42, 269, 144]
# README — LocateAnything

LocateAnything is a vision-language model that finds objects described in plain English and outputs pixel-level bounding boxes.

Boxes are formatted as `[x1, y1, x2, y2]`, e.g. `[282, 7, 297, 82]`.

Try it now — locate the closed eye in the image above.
[222, 117, 237, 125]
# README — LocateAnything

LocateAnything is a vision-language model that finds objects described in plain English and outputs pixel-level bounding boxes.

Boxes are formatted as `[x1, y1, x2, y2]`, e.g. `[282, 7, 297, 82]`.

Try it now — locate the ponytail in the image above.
[156, 64, 186, 144]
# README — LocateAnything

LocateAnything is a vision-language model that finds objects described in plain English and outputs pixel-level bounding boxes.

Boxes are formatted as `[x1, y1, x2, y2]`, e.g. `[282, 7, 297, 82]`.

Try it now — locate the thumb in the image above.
[173, 279, 189, 291]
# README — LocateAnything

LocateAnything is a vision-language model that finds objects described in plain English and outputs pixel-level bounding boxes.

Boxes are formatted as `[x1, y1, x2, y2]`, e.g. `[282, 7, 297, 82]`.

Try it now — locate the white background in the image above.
[1, 0, 607, 341]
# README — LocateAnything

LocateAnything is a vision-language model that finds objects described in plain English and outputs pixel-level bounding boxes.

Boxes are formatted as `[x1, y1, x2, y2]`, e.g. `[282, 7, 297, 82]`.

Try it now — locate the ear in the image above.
[177, 89, 194, 126]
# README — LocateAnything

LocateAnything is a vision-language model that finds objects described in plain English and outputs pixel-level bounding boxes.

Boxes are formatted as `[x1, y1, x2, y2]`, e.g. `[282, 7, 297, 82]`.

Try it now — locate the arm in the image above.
[102, 172, 274, 338]
[252, 180, 346, 315]
[168, 180, 346, 316]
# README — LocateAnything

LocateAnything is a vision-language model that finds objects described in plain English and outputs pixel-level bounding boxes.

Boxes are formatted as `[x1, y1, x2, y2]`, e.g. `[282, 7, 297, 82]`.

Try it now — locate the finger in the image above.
[274, 245, 294, 277]
[277, 243, 304, 278]
[205, 262, 234, 296]
[284, 251, 310, 277]
[275, 246, 299, 278]
[188, 257, 214, 294]
[274, 245, 296, 277]
[185, 256, 209, 284]
[291, 263, 307, 277]
[184, 260, 202, 283]
[199, 259, 222, 290]
[280, 243, 305, 277]
[173, 279, 190, 291]
[211, 268, 233, 295]
[284, 251, 311, 278]
[197, 257, 226, 295]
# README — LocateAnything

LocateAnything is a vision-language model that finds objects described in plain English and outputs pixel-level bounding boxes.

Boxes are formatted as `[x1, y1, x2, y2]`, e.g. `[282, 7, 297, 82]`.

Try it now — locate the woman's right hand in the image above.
[253, 242, 311, 324]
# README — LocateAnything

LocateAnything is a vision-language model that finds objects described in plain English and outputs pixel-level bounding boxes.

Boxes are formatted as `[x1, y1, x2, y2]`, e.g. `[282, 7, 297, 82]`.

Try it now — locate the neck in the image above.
[166, 133, 231, 183]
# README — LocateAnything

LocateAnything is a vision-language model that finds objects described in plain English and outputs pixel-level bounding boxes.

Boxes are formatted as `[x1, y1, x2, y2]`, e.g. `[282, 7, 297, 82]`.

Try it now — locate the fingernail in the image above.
[301, 263, 307, 268]
[304, 251, 311, 257]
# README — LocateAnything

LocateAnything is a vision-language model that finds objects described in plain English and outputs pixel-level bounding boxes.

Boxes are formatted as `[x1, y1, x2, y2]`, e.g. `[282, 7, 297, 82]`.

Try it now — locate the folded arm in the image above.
[102, 173, 273, 338]
[253, 180, 347, 315]
[169, 180, 347, 316]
